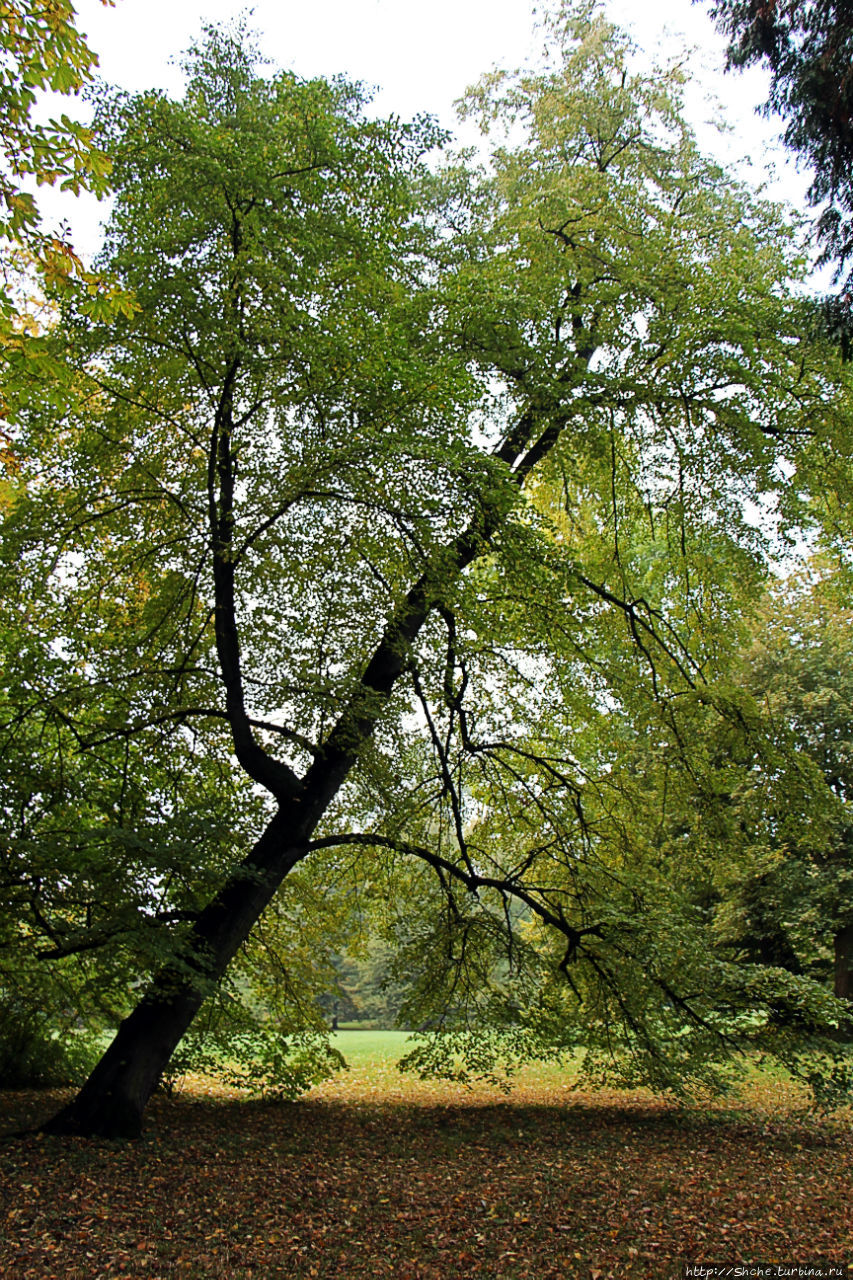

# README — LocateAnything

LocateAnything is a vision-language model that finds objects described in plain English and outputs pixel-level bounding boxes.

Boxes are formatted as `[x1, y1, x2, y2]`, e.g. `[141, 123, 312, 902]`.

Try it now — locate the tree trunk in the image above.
[39, 401, 559, 1139]
[42, 806, 308, 1138]
[42, 985, 210, 1139]
[834, 921, 853, 1001]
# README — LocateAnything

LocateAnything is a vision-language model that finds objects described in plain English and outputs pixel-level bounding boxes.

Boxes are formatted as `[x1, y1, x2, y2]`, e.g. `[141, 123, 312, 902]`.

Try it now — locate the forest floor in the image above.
[0, 1031, 850, 1279]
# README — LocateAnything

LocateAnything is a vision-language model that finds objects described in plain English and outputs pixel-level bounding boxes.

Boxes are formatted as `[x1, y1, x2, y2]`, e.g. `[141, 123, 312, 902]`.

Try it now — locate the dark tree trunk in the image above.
[38, 392, 566, 1139]
[834, 921, 853, 1001]
[42, 985, 210, 1139]
[40, 639, 423, 1139]
[42, 806, 310, 1138]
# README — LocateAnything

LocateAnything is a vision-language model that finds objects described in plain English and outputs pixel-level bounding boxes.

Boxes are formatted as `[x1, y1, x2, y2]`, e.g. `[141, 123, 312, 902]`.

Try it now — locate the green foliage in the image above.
[0, 0, 115, 327]
[325, 935, 407, 1028]
[5, 6, 853, 1129]
[707, 566, 853, 999]
[398, 1027, 565, 1091]
[0, 989, 104, 1087]
[0, 0, 112, 236]
[163, 1026, 344, 1102]
[707, 0, 853, 289]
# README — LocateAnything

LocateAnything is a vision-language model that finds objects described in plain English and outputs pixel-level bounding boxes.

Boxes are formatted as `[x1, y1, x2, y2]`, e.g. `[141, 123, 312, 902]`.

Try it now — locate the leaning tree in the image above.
[3, 6, 851, 1137]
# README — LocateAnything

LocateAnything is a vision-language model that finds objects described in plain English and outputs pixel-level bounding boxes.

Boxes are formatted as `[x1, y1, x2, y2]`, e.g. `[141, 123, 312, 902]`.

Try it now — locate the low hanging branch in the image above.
[306, 831, 605, 958]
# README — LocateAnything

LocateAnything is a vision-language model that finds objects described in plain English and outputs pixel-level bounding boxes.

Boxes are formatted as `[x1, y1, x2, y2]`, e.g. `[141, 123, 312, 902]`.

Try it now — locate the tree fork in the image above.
[39, 377, 570, 1139]
[38, 555, 449, 1137]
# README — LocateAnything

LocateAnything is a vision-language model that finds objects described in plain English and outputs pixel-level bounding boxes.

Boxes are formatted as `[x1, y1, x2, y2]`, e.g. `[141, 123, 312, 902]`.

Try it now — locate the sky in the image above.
[47, 0, 808, 259]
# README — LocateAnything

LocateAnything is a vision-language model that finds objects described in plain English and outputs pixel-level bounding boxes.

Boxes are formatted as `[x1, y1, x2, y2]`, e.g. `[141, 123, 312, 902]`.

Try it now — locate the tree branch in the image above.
[306, 831, 604, 956]
[207, 358, 302, 800]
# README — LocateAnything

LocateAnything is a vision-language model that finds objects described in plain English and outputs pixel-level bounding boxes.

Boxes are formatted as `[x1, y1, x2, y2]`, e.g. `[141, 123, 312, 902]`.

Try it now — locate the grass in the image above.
[323, 1028, 593, 1107]
[1, 1035, 851, 1279]
[332, 1028, 413, 1067]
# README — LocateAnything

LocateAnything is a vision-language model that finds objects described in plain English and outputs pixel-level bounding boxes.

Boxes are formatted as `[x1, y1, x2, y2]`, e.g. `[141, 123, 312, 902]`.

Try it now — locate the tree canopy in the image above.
[721, 567, 853, 1002]
[705, 0, 853, 347]
[0, 0, 113, 303]
[2, 4, 852, 1137]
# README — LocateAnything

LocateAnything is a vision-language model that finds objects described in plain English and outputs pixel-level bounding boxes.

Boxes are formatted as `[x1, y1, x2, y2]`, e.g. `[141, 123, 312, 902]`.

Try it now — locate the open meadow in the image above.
[1, 1031, 850, 1279]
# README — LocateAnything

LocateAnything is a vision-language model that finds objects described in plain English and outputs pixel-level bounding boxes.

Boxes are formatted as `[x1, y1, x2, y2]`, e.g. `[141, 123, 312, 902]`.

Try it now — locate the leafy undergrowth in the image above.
[1, 1057, 851, 1280]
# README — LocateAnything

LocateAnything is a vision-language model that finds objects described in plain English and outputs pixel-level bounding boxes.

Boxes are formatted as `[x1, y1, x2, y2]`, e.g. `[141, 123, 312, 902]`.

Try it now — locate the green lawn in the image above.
[331, 1028, 412, 1067]
[331, 1026, 559, 1078]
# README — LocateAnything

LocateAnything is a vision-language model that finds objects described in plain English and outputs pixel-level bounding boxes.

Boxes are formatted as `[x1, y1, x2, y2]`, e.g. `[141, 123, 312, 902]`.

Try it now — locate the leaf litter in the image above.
[0, 1069, 850, 1279]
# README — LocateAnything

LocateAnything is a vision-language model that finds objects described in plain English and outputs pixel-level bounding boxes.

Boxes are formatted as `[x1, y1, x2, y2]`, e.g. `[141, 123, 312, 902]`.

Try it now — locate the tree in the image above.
[1, 0, 125, 527]
[721, 568, 853, 1002]
[704, 0, 853, 345]
[4, 6, 851, 1138]
[588, 562, 853, 1081]
[0, 0, 114, 309]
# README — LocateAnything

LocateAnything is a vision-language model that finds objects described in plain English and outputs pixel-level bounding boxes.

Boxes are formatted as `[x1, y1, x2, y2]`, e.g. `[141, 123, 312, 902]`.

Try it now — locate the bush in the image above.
[0, 996, 102, 1088]
[161, 1027, 345, 1101]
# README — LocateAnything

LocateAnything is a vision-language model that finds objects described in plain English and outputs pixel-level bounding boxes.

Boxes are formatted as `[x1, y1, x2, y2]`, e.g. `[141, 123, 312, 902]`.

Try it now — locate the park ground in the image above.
[0, 1030, 851, 1279]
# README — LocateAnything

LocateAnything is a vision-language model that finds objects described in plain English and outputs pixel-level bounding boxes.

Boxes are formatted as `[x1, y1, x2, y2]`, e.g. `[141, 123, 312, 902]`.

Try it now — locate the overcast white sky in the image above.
[49, 0, 807, 258]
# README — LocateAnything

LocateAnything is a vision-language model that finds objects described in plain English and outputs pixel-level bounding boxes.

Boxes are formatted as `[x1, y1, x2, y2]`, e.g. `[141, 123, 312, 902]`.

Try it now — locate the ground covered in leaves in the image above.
[1, 1039, 851, 1279]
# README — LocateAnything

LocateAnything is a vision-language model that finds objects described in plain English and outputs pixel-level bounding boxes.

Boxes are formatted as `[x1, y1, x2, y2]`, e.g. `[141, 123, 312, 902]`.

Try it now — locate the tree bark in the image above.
[834, 921, 853, 1001]
[39, 390, 581, 1137]
[42, 806, 307, 1137]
